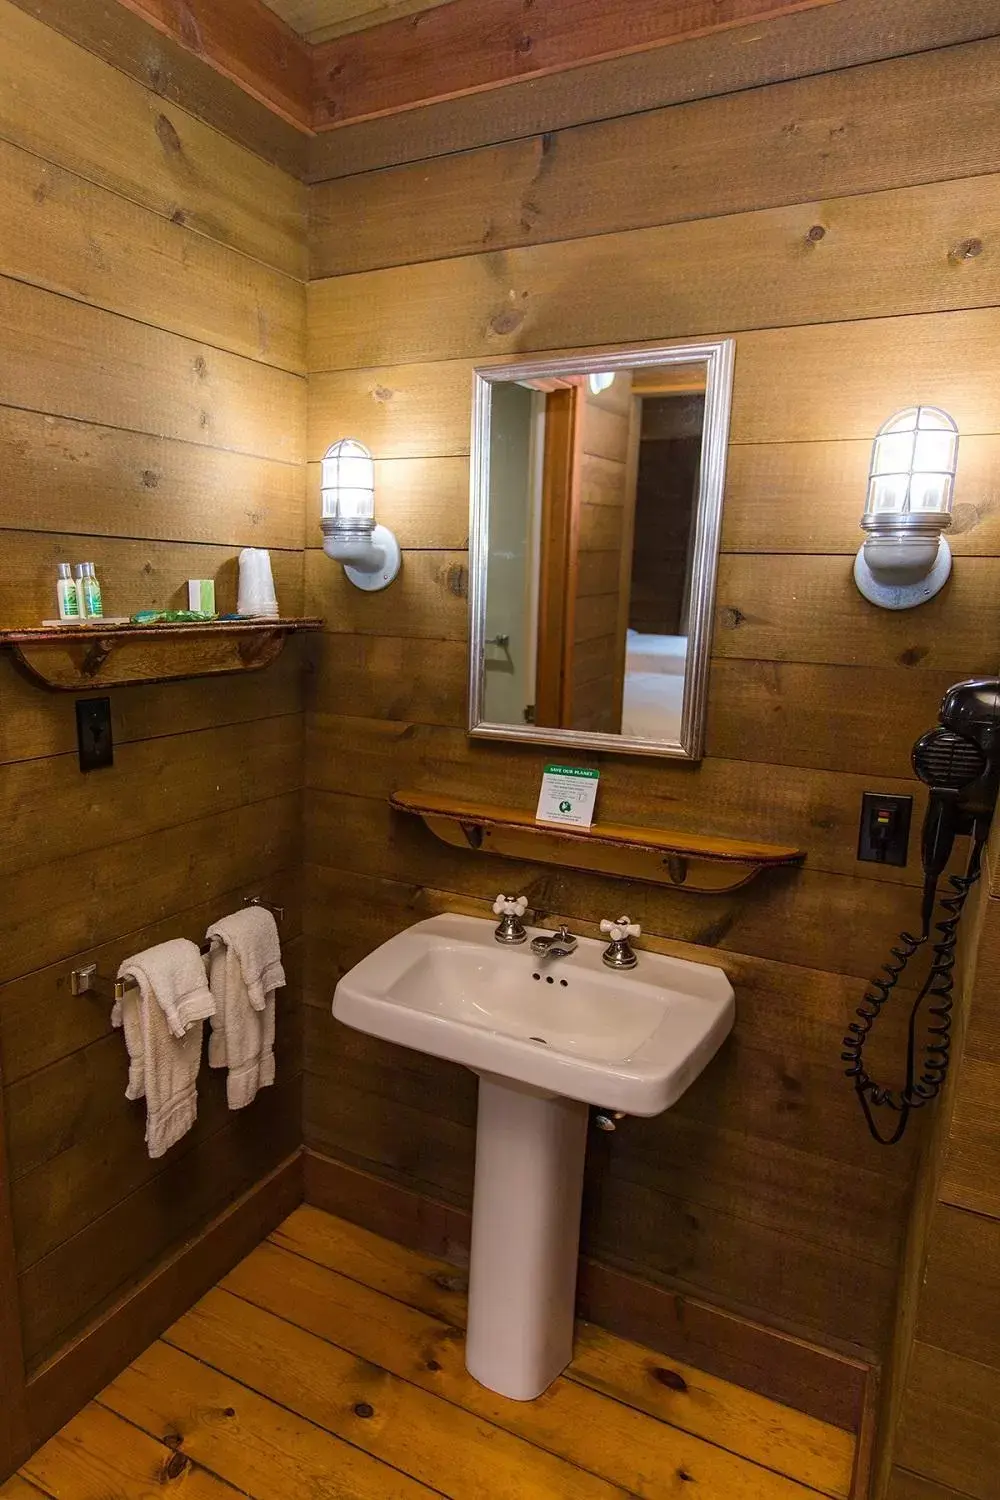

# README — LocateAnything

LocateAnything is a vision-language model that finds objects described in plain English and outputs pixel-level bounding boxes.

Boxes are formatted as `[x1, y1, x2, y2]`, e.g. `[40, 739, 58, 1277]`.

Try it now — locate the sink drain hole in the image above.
[529, 1036, 548, 1045]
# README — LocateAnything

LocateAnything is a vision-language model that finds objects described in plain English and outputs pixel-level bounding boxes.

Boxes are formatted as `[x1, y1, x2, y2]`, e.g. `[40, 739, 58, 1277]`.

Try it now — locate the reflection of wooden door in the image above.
[567, 377, 637, 732]
[534, 387, 579, 728]
[534, 378, 639, 732]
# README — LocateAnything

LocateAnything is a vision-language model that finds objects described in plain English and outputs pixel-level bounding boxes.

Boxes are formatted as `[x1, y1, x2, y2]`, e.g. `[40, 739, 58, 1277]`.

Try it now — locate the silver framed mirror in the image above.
[468, 338, 735, 760]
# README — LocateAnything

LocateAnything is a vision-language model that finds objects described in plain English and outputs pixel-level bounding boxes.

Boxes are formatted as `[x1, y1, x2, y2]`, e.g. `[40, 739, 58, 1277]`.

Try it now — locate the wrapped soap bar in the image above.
[187, 579, 216, 614]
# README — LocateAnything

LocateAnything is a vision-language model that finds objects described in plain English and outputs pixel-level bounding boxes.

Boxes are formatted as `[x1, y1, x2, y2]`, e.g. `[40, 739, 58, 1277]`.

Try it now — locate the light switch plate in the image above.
[76, 697, 113, 772]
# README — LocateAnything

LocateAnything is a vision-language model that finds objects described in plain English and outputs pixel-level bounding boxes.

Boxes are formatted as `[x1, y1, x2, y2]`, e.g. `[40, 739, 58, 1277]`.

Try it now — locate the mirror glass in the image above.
[468, 340, 735, 759]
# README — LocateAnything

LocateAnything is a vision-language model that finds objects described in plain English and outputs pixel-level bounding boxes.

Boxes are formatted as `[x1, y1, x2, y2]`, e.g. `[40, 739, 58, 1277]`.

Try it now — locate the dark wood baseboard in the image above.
[23, 1150, 303, 1457]
[304, 1150, 875, 1440]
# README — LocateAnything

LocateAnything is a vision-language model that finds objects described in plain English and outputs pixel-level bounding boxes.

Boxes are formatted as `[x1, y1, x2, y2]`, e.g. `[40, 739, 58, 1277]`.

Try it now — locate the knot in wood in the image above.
[161, 1450, 189, 1482]
[806, 224, 826, 243]
[490, 308, 524, 336]
[952, 236, 983, 262]
[154, 114, 182, 155]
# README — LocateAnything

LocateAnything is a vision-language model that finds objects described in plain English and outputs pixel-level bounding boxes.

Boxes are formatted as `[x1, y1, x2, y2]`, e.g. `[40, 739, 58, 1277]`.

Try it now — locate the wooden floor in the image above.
[3, 1207, 857, 1499]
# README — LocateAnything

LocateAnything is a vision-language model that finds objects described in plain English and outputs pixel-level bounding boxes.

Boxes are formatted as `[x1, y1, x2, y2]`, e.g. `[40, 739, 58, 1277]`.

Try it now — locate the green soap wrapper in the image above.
[130, 610, 217, 625]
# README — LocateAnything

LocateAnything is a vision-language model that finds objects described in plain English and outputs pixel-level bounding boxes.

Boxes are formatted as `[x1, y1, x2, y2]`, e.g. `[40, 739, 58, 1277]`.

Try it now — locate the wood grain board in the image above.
[2, 1205, 858, 1499]
[0, 137, 305, 372]
[0, 1, 306, 274]
[0, 0, 310, 1450]
[308, 173, 1000, 371]
[310, 37, 1000, 275]
[263, 0, 451, 43]
[305, 0, 1000, 179]
[5, 0, 307, 175]
[310, 0, 844, 128]
[111, 0, 313, 129]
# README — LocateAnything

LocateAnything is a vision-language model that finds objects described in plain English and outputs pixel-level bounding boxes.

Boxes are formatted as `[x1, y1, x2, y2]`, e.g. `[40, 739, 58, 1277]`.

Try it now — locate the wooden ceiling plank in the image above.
[112, 0, 314, 131]
[311, 0, 844, 129]
[263, 0, 452, 45]
[306, 0, 1000, 179]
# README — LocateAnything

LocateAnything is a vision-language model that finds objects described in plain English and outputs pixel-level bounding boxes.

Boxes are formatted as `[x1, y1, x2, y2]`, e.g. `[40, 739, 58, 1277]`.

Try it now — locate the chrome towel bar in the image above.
[70, 896, 284, 1002]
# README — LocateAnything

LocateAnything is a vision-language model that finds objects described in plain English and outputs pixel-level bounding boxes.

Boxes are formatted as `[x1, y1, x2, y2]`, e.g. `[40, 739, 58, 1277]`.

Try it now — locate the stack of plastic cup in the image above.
[237, 548, 279, 618]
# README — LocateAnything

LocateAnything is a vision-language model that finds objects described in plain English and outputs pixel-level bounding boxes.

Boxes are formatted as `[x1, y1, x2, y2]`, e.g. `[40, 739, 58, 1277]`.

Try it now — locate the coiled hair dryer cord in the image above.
[842, 840, 984, 1146]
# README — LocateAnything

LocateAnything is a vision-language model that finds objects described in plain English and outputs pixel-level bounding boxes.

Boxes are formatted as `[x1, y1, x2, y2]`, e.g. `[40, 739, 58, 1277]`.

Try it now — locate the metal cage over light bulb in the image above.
[854, 406, 959, 610]
[320, 437, 401, 591]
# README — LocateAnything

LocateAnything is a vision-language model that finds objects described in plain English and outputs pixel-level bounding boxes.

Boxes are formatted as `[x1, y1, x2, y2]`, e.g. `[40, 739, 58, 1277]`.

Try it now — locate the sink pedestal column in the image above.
[465, 1072, 589, 1401]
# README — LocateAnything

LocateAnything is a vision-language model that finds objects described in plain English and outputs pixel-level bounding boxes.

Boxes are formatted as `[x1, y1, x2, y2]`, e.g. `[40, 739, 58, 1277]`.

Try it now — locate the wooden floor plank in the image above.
[164, 1287, 637, 1499]
[98, 1339, 437, 1500]
[226, 1236, 847, 1498]
[271, 1205, 854, 1494]
[0, 1478, 50, 1499]
[11, 1206, 859, 1500]
[19, 1402, 240, 1500]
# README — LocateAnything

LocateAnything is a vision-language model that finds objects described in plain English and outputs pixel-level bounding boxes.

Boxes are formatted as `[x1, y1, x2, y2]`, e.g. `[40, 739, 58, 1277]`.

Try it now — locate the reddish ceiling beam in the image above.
[312, 0, 844, 129]
[113, 0, 313, 131]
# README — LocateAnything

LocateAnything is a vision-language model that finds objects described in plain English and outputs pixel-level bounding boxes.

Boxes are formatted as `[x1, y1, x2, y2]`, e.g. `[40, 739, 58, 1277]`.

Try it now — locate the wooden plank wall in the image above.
[883, 842, 1000, 1500]
[303, 26, 1000, 1368]
[0, 0, 308, 1399]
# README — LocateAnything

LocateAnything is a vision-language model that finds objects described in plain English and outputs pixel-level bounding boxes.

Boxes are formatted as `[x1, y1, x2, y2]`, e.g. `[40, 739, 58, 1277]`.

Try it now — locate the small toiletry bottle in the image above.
[73, 563, 89, 619]
[56, 563, 81, 622]
[82, 561, 104, 619]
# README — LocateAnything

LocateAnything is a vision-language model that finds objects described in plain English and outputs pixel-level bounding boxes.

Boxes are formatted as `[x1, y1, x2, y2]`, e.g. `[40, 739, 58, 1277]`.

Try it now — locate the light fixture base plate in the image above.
[853, 535, 952, 610]
[343, 524, 401, 592]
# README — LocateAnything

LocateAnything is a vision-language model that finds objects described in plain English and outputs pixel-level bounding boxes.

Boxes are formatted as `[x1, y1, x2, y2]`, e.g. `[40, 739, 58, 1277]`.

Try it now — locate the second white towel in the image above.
[206, 905, 285, 1109]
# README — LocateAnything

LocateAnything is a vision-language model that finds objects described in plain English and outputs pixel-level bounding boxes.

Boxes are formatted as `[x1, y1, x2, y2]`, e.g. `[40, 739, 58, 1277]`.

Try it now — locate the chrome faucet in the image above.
[530, 924, 578, 960]
[600, 917, 640, 970]
[493, 894, 528, 945]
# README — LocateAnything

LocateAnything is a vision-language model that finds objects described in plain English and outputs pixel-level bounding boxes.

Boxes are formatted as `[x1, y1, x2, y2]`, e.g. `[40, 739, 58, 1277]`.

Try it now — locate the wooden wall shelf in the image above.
[390, 789, 805, 894]
[0, 619, 323, 691]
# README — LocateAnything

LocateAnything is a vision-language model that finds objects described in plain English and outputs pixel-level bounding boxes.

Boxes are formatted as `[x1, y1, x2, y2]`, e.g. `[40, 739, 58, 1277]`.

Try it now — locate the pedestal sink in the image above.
[332, 913, 734, 1401]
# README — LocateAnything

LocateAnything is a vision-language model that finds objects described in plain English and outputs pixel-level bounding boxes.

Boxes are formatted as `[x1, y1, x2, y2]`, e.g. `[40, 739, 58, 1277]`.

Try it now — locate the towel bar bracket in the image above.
[70, 963, 99, 997]
[243, 895, 284, 924]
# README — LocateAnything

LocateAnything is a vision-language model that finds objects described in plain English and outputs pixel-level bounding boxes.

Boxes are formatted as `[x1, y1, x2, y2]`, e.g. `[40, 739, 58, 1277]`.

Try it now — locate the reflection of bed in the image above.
[621, 631, 686, 739]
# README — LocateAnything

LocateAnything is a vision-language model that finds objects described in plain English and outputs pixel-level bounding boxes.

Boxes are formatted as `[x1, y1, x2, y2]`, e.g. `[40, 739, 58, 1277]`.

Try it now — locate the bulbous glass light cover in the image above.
[321, 438, 375, 524]
[855, 406, 960, 610]
[864, 406, 958, 522]
[319, 437, 400, 591]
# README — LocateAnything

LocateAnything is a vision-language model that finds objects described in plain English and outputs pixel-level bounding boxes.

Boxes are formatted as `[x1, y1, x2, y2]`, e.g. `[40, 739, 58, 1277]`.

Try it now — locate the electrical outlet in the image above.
[858, 792, 912, 867]
[75, 697, 113, 772]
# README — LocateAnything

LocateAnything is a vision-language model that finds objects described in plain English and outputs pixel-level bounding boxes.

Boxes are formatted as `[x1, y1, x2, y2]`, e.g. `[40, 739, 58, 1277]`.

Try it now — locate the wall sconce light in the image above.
[588, 372, 616, 395]
[320, 438, 400, 591]
[854, 406, 959, 610]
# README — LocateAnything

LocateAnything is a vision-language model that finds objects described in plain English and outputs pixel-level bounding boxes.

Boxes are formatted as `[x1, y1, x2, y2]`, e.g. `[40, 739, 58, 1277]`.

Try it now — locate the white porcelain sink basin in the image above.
[333, 913, 734, 1116]
[332, 911, 734, 1405]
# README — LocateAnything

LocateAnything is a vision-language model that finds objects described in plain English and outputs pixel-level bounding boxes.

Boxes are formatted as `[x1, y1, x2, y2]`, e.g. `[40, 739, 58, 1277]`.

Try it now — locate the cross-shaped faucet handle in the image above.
[600, 916, 640, 942]
[493, 894, 528, 917]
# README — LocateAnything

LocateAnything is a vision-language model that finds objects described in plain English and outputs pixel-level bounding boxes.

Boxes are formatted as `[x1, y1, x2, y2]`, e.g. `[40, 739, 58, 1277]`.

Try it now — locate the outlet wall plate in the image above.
[76, 697, 113, 771]
[857, 791, 913, 867]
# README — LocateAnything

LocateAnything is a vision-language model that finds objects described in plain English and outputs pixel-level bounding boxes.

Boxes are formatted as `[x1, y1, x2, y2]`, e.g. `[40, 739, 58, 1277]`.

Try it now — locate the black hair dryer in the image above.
[843, 678, 1000, 1145]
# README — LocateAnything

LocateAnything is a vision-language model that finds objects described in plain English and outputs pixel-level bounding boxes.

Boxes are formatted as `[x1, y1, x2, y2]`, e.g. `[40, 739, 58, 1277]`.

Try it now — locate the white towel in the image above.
[206, 906, 285, 1109]
[112, 938, 215, 1159]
